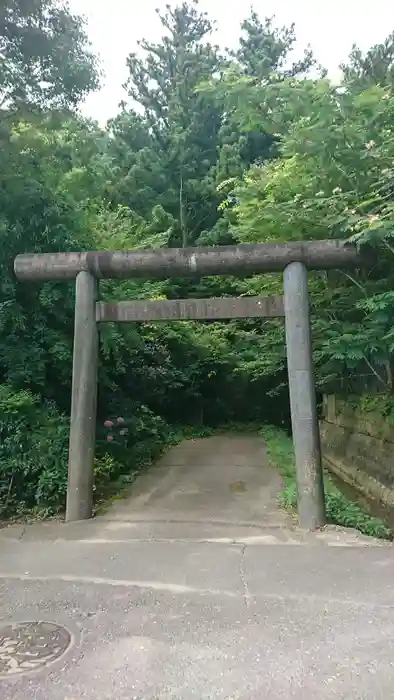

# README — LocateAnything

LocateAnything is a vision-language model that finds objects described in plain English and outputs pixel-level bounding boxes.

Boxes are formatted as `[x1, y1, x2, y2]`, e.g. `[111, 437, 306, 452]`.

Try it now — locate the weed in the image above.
[261, 424, 392, 540]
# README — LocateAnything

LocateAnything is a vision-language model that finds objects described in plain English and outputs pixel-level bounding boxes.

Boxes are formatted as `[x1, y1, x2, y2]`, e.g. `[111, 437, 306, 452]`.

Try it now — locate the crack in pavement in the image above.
[239, 544, 251, 609]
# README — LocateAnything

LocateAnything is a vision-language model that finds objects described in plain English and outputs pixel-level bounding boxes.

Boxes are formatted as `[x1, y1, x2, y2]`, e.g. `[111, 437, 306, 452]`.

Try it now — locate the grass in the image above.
[261, 424, 393, 540]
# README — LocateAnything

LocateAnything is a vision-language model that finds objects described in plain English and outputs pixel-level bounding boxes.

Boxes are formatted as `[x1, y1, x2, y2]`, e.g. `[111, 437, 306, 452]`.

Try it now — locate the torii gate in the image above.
[14, 240, 369, 530]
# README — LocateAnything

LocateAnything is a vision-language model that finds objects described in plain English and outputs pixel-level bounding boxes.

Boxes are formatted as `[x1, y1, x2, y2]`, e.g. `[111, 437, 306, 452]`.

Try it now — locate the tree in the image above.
[223, 60, 394, 392]
[110, 0, 224, 248]
[341, 34, 394, 90]
[235, 11, 315, 80]
[109, 3, 319, 253]
[204, 10, 318, 207]
[0, 0, 99, 111]
[0, 116, 99, 397]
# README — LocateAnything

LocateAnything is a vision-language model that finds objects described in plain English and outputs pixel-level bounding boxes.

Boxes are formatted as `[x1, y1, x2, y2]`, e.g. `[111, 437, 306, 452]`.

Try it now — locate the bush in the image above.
[97, 401, 172, 468]
[0, 386, 177, 519]
[0, 385, 69, 518]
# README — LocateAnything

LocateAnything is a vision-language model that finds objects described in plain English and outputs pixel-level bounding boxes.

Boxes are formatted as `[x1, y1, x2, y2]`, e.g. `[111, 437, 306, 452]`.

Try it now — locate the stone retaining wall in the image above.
[320, 396, 394, 508]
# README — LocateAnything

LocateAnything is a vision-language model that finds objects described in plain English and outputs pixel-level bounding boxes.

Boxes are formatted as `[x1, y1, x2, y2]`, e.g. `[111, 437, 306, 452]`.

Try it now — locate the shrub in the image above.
[98, 402, 171, 468]
[0, 387, 177, 520]
[0, 385, 69, 517]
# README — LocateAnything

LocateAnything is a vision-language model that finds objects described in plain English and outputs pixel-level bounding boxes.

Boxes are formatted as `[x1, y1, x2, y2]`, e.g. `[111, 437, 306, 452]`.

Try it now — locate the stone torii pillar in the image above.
[283, 262, 325, 529]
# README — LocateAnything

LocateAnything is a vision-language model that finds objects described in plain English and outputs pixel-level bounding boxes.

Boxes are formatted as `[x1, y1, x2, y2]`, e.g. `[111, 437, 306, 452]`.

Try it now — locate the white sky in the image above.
[69, 0, 394, 124]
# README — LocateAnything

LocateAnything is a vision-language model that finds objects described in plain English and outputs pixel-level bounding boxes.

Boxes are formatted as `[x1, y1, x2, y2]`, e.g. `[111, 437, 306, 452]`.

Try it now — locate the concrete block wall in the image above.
[320, 396, 394, 508]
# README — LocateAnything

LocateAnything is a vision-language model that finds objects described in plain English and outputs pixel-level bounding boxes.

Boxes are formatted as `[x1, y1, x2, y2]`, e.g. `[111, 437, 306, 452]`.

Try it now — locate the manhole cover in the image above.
[0, 621, 72, 678]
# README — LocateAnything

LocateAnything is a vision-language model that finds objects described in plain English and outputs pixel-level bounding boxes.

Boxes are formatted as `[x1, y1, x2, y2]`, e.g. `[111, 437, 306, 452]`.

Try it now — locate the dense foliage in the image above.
[1, 0, 393, 518]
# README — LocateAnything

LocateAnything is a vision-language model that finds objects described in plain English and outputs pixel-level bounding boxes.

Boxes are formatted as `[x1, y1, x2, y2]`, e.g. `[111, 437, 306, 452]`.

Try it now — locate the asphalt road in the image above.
[1, 434, 393, 699]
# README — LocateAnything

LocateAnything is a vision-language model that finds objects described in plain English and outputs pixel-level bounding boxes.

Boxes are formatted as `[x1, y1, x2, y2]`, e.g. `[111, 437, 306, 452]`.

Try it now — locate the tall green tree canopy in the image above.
[0, 0, 99, 111]
[110, 0, 223, 247]
[108, 2, 317, 248]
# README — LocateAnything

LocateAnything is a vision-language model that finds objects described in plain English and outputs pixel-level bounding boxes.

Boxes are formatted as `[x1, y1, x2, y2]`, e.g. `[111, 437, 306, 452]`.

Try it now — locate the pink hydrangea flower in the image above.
[104, 420, 114, 428]
[107, 435, 114, 442]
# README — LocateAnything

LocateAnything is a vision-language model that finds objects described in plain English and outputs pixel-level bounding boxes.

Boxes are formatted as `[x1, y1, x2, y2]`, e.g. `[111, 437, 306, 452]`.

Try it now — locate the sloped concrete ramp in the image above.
[102, 433, 291, 529]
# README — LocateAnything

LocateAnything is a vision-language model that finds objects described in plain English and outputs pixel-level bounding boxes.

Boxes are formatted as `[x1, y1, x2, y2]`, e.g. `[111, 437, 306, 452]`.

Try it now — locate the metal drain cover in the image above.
[0, 621, 71, 678]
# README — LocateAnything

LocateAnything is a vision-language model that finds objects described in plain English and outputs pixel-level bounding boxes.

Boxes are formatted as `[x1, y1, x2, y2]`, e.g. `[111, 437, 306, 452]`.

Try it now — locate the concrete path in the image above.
[1, 434, 394, 699]
[101, 433, 292, 530]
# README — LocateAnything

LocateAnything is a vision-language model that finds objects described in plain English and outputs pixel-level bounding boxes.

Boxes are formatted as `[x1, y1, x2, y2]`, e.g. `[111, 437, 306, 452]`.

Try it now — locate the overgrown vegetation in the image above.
[261, 425, 392, 540]
[1, 0, 394, 525]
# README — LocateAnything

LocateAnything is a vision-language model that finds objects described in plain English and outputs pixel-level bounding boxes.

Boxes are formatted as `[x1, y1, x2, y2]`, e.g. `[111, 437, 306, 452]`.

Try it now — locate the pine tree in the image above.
[214, 11, 317, 186]
[111, 1, 225, 247]
[341, 34, 394, 89]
